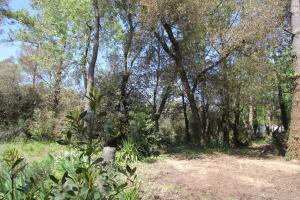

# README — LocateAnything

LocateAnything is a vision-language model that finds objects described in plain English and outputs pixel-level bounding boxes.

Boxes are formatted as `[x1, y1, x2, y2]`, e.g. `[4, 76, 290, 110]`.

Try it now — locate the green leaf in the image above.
[30, 177, 35, 183]
[66, 115, 74, 121]
[12, 164, 27, 177]
[57, 139, 69, 145]
[61, 171, 69, 185]
[79, 111, 87, 120]
[49, 175, 59, 184]
[118, 183, 128, 189]
[92, 157, 103, 165]
[75, 167, 86, 174]
[67, 190, 76, 196]
[66, 131, 72, 140]
[126, 165, 132, 174]
[12, 158, 24, 169]
[130, 167, 137, 176]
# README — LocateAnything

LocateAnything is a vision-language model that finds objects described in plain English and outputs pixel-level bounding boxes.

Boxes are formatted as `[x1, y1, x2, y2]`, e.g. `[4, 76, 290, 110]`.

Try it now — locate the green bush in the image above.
[0, 89, 140, 199]
[0, 148, 139, 200]
[128, 112, 158, 156]
[116, 139, 141, 164]
[29, 108, 56, 140]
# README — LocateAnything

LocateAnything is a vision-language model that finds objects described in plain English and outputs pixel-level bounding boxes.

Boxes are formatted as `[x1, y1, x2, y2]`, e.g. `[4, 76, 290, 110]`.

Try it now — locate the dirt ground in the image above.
[138, 150, 300, 200]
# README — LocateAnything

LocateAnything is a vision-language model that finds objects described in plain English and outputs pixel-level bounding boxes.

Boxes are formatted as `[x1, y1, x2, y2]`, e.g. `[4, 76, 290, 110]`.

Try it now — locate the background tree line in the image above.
[0, 0, 299, 158]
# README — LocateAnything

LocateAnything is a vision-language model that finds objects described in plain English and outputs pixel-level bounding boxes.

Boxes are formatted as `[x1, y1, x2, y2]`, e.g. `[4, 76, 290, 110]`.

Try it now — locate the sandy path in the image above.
[138, 154, 300, 200]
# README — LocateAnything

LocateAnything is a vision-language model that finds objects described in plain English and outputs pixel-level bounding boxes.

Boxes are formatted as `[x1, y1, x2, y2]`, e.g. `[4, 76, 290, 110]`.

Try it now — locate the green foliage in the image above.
[128, 112, 158, 156]
[0, 60, 39, 133]
[116, 139, 141, 164]
[274, 48, 296, 110]
[53, 88, 139, 199]
[29, 108, 56, 140]
[0, 148, 27, 200]
[159, 118, 185, 145]
[0, 148, 139, 200]
[59, 89, 105, 157]
[0, 89, 139, 199]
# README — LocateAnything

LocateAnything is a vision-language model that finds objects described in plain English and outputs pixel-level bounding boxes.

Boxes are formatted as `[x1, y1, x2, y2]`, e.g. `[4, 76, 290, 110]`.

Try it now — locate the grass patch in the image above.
[0, 140, 71, 162]
[250, 137, 271, 148]
[163, 145, 228, 159]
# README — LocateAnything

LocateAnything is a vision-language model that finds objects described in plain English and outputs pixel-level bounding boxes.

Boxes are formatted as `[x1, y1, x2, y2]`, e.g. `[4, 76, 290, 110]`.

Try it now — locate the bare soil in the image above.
[138, 149, 300, 200]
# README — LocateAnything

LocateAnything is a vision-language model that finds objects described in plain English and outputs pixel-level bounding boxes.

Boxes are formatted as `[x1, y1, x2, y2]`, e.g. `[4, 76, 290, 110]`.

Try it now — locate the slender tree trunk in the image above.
[153, 86, 171, 131]
[222, 112, 230, 147]
[176, 56, 203, 143]
[278, 83, 289, 131]
[200, 80, 209, 142]
[119, 1, 135, 136]
[249, 96, 254, 127]
[156, 22, 203, 143]
[82, 26, 92, 91]
[233, 89, 242, 147]
[222, 65, 230, 147]
[222, 108, 230, 147]
[253, 108, 259, 136]
[220, 35, 230, 147]
[84, 0, 100, 136]
[182, 92, 190, 142]
[53, 60, 63, 113]
[152, 59, 160, 131]
[248, 95, 254, 140]
[151, 51, 172, 132]
[266, 110, 271, 135]
[288, 0, 300, 159]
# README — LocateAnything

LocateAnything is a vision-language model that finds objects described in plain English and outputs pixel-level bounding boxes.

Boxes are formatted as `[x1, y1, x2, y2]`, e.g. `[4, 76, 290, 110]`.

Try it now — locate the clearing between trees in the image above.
[138, 148, 300, 200]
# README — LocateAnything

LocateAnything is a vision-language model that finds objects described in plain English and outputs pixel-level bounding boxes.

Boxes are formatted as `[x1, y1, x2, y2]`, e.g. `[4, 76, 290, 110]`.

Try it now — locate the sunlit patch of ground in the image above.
[138, 149, 300, 200]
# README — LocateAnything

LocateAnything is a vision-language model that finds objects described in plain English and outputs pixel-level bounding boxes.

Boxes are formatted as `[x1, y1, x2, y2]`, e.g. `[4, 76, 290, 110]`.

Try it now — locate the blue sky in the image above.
[0, 0, 31, 61]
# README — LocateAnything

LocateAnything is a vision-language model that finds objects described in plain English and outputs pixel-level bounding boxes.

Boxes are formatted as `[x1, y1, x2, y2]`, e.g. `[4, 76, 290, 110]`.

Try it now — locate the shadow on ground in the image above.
[148, 143, 283, 162]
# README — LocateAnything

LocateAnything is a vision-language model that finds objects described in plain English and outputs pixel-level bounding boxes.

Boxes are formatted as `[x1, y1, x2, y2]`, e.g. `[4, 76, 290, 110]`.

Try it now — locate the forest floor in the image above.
[138, 146, 300, 200]
[1, 141, 300, 200]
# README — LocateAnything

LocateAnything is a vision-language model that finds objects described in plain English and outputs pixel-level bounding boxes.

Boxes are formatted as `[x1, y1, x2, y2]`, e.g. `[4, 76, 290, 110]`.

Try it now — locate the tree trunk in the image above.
[248, 95, 254, 140]
[163, 23, 203, 143]
[153, 86, 171, 132]
[288, 0, 300, 159]
[200, 80, 209, 142]
[82, 26, 92, 91]
[182, 92, 190, 142]
[177, 56, 203, 143]
[233, 110, 241, 146]
[222, 65, 230, 147]
[222, 112, 230, 147]
[84, 0, 100, 137]
[53, 39, 67, 114]
[119, 2, 135, 136]
[53, 60, 63, 113]
[278, 83, 289, 131]
[233, 89, 242, 147]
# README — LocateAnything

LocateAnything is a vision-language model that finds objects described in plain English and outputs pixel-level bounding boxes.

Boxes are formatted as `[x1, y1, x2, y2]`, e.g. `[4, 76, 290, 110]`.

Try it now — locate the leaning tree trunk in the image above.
[156, 22, 204, 144]
[176, 55, 203, 143]
[288, 0, 300, 159]
[84, 0, 100, 137]
[152, 86, 171, 132]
